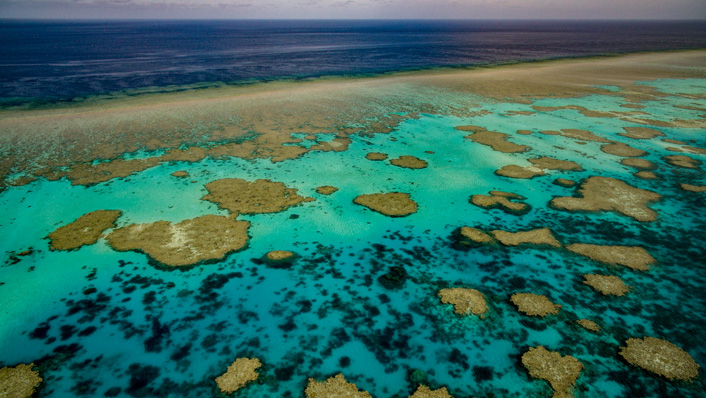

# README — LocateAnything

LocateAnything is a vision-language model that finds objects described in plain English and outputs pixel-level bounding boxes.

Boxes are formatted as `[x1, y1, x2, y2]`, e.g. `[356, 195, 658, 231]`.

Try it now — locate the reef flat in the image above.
[1, 51, 705, 398]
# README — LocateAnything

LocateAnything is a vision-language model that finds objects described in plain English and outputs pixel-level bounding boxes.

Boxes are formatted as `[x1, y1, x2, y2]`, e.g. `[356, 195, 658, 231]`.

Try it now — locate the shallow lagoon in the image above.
[1, 67, 705, 397]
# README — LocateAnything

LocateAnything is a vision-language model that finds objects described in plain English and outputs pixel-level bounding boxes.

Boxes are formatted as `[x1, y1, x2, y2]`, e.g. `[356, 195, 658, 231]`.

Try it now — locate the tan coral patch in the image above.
[0, 363, 42, 398]
[522, 346, 584, 397]
[409, 384, 453, 398]
[305, 374, 372, 398]
[438, 288, 489, 318]
[215, 357, 261, 393]
[491, 228, 560, 247]
[550, 176, 661, 222]
[106, 215, 249, 267]
[567, 243, 655, 271]
[47, 210, 122, 251]
[511, 293, 561, 317]
[354, 192, 418, 217]
[463, 131, 530, 153]
[390, 155, 428, 169]
[619, 337, 700, 381]
[202, 178, 314, 215]
[496, 165, 545, 179]
[583, 274, 631, 296]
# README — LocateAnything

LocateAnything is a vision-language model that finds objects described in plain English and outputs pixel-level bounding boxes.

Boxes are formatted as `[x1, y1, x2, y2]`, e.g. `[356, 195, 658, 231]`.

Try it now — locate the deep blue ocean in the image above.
[1, 20, 705, 104]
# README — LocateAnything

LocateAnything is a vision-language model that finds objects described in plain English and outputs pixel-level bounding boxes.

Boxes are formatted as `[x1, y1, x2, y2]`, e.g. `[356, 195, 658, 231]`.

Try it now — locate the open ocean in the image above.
[1, 20, 706, 103]
[1, 19, 706, 398]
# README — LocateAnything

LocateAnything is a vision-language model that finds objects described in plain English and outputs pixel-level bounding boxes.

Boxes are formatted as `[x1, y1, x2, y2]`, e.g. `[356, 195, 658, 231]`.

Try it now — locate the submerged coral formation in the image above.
[550, 176, 662, 222]
[202, 178, 314, 215]
[680, 183, 706, 192]
[304, 373, 372, 398]
[576, 319, 601, 333]
[456, 227, 496, 246]
[409, 385, 453, 398]
[491, 228, 561, 247]
[263, 250, 297, 268]
[528, 157, 583, 171]
[438, 288, 489, 318]
[215, 357, 261, 393]
[353, 192, 418, 217]
[0, 363, 42, 398]
[365, 152, 388, 161]
[664, 155, 701, 169]
[106, 215, 249, 267]
[621, 158, 656, 169]
[619, 337, 700, 381]
[511, 293, 561, 317]
[554, 178, 576, 187]
[470, 191, 529, 215]
[463, 130, 530, 153]
[390, 155, 428, 169]
[316, 186, 339, 195]
[495, 165, 545, 179]
[619, 127, 665, 139]
[567, 243, 655, 271]
[522, 346, 584, 398]
[583, 274, 631, 296]
[600, 142, 647, 157]
[47, 210, 122, 251]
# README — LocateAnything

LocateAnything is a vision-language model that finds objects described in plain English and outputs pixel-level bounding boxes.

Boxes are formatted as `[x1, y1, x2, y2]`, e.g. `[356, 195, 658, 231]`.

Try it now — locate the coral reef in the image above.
[354, 192, 418, 217]
[528, 157, 583, 171]
[202, 178, 314, 215]
[0, 363, 42, 398]
[521, 346, 584, 398]
[681, 184, 706, 192]
[635, 171, 657, 180]
[263, 250, 297, 268]
[438, 288, 489, 319]
[106, 215, 249, 267]
[463, 131, 530, 153]
[583, 274, 631, 296]
[554, 178, 576, 187]
[619, 337, 700, 381]
[620, 158, 656, 169]
[491, 228, 561, 247]
[171, 171, 188, 178]
[456, 227, 496, 246]
[304, 373, 371, 398]
[511, 293, 561, 317]
[215, 357, 261, 393]
[366, 152, 388, 161]
[600, 143, 647, 157]
[576, 319, 601, 333]
[470, 191, 529, 215]
[619, 127, 664, 139]
[664, 155, 701, 169]
[47, 210, 122, 251]
[495, 165, 545, 179]
[550, 176, 661, 222]
[316, 186, 339, 195]
[390, 156, 428, 169]
[567, 244, 655, 271]
[409, 385, 453, 398]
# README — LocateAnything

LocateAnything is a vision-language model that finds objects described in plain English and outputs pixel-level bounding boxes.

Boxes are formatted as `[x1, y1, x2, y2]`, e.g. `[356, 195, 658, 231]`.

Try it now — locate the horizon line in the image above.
[2, 17, 706, 22]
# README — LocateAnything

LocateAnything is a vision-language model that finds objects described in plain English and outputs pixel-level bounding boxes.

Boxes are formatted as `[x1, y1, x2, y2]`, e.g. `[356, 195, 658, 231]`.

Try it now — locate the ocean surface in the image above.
[1, 20, 706, 104]
[1, 20, 705, 398]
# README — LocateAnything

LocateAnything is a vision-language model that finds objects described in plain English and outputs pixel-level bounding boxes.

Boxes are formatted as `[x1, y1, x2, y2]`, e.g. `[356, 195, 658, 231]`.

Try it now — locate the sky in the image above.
[0, 0, 704, 20]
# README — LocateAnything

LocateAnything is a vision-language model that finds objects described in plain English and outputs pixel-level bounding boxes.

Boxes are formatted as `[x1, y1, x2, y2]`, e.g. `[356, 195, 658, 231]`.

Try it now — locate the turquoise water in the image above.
[1, 78, 705, 397]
